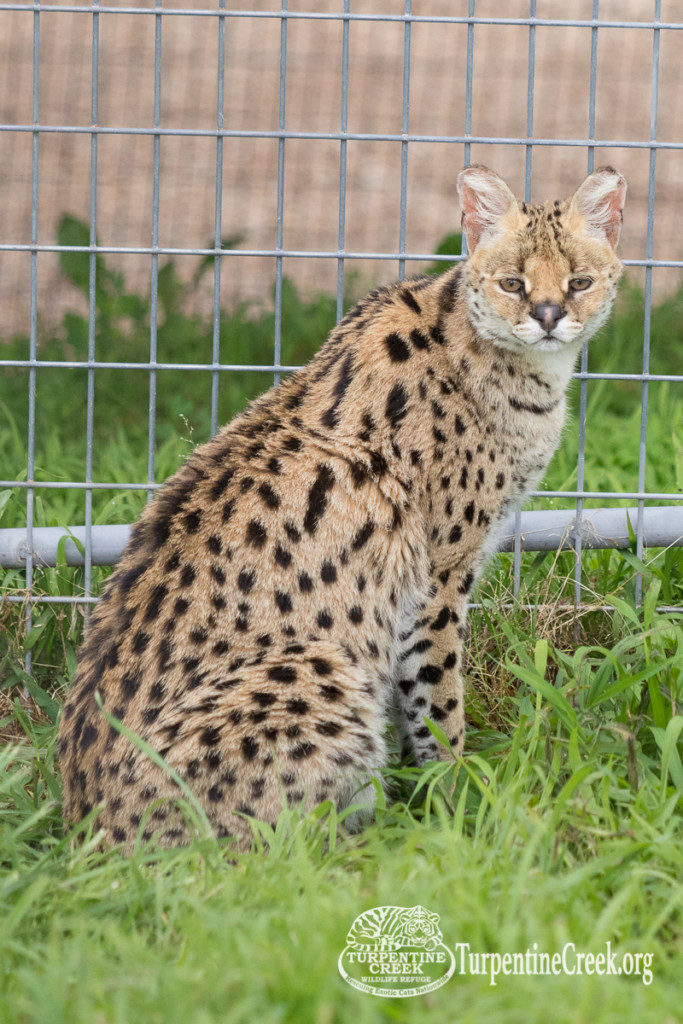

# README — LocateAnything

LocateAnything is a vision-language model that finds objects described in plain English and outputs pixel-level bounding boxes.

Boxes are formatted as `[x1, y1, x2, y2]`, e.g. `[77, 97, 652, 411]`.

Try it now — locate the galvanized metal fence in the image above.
[0, 1, 682, 671]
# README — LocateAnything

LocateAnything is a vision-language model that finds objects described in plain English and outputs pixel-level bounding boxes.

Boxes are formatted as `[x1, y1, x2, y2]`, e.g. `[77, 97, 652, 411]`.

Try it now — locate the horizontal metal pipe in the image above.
[0, 524, 132, 569]
[0, 592, 680, 615]
[0, 125, 682, 151]
[497, 505, 683, 552]
[0, 6, 680, 29]
[1, 507, 682, 570]
[0, 359, 681, 383]
[1, 480, 681, 501]
[0, 242, 677, 270]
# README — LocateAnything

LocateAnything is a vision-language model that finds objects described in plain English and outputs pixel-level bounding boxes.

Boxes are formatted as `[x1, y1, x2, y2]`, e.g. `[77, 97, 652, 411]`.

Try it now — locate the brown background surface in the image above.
[0, 0, 680, 337]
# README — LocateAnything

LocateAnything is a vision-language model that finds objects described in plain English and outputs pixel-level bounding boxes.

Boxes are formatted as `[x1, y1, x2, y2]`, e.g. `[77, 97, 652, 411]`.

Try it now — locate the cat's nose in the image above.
[531, 302, 565, 332]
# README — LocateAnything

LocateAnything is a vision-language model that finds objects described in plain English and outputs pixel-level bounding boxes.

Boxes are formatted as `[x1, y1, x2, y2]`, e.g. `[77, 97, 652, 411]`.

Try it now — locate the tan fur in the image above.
[58, 167, 625, 852]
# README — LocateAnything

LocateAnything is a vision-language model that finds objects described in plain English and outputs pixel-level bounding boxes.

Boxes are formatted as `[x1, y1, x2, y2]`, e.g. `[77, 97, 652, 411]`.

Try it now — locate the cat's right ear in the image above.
[457, 165, 518, 251]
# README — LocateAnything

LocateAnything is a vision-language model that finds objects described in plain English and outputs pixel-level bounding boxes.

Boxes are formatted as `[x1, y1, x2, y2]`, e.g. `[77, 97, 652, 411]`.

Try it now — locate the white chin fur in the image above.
[514, 316, 585, 350]
[468, 295, 613, 355]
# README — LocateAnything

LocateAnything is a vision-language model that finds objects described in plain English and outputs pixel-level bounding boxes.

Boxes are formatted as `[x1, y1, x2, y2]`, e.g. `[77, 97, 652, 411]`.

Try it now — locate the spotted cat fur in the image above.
[58, 165, 626, 851]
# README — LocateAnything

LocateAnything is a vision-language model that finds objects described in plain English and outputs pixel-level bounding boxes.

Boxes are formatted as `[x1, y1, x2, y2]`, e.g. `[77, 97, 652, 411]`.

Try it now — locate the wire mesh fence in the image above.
[0, 1, 681, 671]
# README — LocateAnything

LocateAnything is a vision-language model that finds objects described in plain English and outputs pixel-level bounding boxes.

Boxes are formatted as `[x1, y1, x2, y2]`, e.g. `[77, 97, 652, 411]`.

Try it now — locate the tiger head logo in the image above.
[400, 905, 442, 949]
[345, 904, 444, 953]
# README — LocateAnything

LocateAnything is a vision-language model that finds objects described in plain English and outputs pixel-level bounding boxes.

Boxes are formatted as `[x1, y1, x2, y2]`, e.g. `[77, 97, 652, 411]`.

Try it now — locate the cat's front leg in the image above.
[394, 580, 468, 765]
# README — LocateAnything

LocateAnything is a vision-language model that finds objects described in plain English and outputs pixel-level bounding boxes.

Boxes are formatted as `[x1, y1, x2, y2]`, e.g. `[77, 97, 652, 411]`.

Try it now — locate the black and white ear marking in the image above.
[456, 165, 518, 251]
[569, 166, 627, 249]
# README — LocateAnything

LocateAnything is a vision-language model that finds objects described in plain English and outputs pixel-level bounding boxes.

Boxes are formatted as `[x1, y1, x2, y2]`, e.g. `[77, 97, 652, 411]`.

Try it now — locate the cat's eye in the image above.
[569, 277, 592, 292]
[499, 278, 523, 293]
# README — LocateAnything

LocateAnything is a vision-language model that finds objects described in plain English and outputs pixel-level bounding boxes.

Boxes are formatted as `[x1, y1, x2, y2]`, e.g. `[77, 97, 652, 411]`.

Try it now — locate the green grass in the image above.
[0, 222, 681, 1023]
[1, 592, 681, 1023]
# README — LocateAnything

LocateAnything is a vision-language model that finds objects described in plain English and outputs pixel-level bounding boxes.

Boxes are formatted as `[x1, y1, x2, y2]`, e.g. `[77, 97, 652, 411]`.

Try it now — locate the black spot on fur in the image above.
[246, 520, 267, 549]
[149, 516, 170, 550]
[210, 564, 226, 586]
[210, 468, 235, 500]
[253, 692, 277, 708]
[157, 637, 173, 672]
[143, 706, 161, 726]
[121, 669, 142, 698]
[132, 630, 150, 654]
[144, 583, 168, 622]
[258, 482, 280, 510]
[180, 565, 196, 588]
[402, 638, 433, 661]
[320, 561, 337, 584]
[370, 450, 388, 477]
[118, 562, 147, 595]
[290, 742, 316, 760]
[286, 698, 309, 715]
[410, 328, 430, 350]
[298, 571, 314, 593]
[350, 461, 368, 488]
[438, 268, 460, 316]
[316, 720, 343, 737]
[184, 510, 201, 534]
[207, 535, 222, 555]
[274, 544, 292, 569]
[267, 664, 297, 683]
[237, 569, 256, 593]
[242, 736, 259, 761]
[284, 521, 301, 544]
[303, 464, 335, 535]
[164, 552, 180, 573]
[431, 607, 451, 630]
[384, 332, 411, 363]
[509, 395, 559, 416]
[400, 289, 421, 314]
[385, 382, 408, 429]
[201, 725, 221, 746]
[321, 351, 355, 429]
[275, 591, 293, 614]
[80, 723, 98, 751]
[417, 664, 443, 684]
[285, 381, 308, 410]
[352, 519, 375, 550]
[458, 571, 474, 595]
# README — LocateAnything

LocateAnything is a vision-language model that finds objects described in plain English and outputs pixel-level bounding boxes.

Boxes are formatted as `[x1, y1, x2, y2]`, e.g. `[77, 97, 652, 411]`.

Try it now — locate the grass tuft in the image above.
[0, 224, 681, 1022]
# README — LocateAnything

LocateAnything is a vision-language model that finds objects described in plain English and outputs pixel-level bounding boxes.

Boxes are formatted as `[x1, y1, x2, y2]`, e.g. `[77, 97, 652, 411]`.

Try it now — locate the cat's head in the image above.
[457, 165, 626, 354]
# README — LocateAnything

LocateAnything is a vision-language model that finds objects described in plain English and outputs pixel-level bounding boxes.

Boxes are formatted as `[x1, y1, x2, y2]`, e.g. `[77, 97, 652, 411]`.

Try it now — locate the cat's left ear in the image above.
[569, 167, 627, 249]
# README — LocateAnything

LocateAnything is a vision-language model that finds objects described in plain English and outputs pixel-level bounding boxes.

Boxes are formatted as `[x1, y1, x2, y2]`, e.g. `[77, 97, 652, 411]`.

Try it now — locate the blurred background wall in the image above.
[0, 0, 680, 337]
